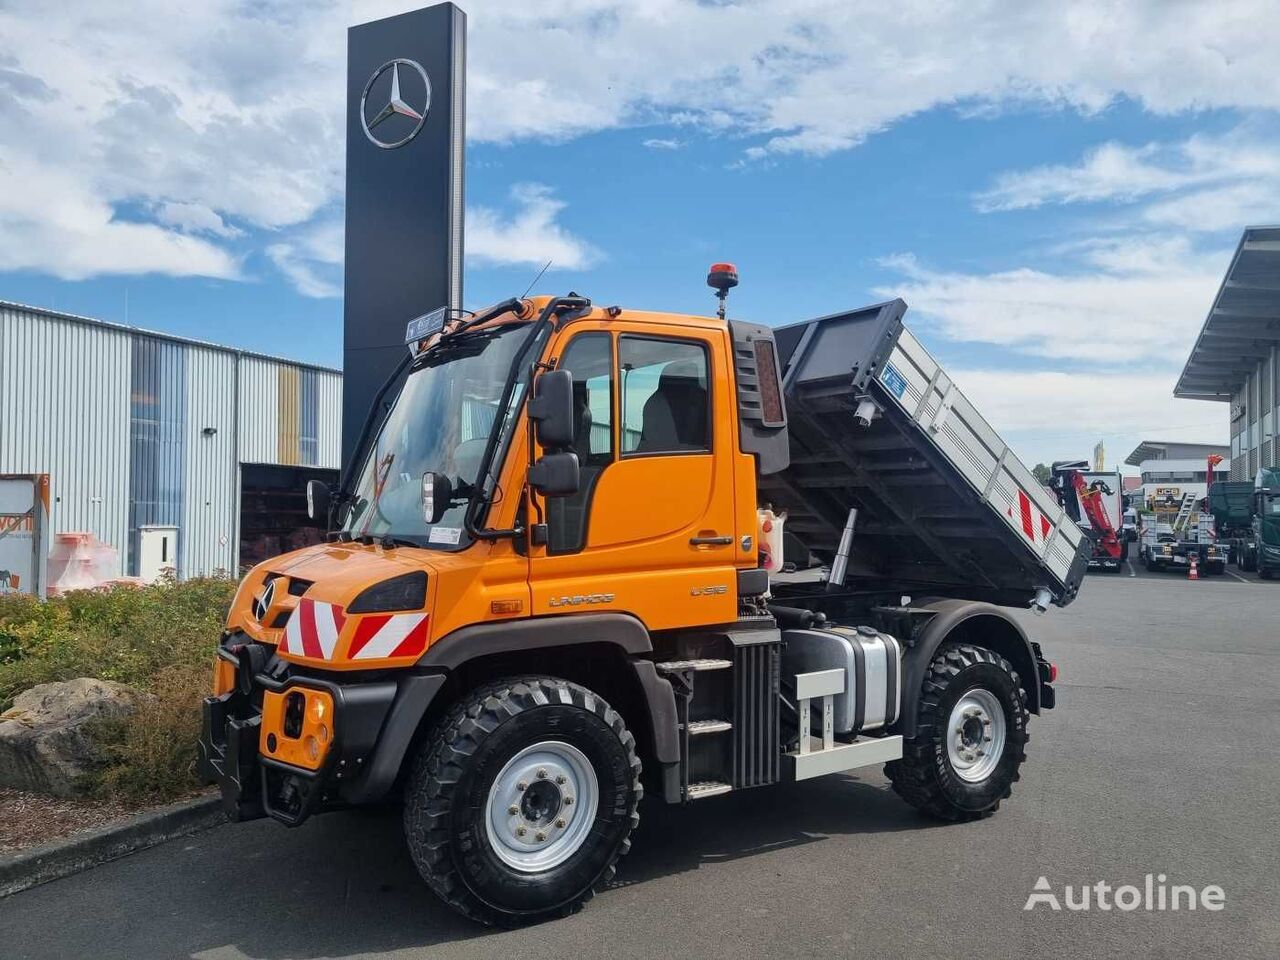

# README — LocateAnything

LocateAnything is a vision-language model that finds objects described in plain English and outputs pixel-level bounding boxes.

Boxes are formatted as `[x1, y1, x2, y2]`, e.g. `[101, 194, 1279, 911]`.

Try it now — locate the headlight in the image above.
[347, 571, 428, 613]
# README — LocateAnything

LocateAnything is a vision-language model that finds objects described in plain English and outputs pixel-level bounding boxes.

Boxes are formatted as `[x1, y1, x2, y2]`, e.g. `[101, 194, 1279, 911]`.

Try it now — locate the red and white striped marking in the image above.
[279, 598, 347, 660]
[1007, 489, 1053, 546]
[348, 613, 429, 661]
[277, 599, 430, 662]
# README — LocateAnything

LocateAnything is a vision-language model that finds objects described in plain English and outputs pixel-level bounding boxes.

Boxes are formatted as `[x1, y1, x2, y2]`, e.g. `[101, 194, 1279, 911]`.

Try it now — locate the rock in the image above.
[0, 678, 146, 797]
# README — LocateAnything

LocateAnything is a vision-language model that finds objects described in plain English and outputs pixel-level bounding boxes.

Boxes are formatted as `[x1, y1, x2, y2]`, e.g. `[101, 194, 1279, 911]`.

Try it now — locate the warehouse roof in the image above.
[0, 299, 342, 375]
[1175, 226, 1280, 401]
[1124, 440, 1230, 467]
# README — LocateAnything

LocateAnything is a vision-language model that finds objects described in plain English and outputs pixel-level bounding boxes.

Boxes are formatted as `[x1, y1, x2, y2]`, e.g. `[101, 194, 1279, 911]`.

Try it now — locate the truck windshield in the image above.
[1265, 495, 1280, 517]
[342, 323, 533, 548]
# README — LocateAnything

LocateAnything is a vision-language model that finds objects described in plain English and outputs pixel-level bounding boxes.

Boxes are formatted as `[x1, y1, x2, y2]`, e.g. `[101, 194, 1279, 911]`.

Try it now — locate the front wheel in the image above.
[403, 677, 642, 926]
[887, 643, 1028, 821]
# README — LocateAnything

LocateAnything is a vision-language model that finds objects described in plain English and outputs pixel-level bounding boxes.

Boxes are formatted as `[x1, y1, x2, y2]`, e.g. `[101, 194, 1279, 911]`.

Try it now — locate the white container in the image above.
[758, 507, 787, 573]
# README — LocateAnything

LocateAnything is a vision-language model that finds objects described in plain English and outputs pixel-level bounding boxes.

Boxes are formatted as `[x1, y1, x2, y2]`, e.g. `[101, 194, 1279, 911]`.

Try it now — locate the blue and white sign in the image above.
[405, 306, 448, 344]
[880, 361, 908, 400]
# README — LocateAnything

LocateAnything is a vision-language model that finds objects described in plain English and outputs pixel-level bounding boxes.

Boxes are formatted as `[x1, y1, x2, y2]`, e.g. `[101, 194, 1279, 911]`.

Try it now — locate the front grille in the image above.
[732, 640, 780, 789]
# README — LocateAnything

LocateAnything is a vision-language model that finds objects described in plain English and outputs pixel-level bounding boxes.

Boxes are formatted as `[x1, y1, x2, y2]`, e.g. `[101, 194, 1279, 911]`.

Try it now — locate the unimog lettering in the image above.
[548, 593, 615, 607]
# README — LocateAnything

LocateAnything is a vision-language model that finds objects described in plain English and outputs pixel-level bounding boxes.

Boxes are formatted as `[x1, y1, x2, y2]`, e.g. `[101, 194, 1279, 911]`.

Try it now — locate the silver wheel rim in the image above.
[484, 740, 599, 873]
[946, 688, 1006, 783]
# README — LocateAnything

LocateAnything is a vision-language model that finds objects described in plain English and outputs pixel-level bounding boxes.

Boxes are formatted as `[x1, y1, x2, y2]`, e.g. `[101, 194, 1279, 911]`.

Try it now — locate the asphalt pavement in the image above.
[2, 573, 1278, 960]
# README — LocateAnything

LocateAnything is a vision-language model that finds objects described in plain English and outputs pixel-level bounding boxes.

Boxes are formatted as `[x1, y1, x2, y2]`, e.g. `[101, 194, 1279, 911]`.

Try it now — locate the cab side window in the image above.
[547, 333, 614, 553]
[619, 337, 711, 455]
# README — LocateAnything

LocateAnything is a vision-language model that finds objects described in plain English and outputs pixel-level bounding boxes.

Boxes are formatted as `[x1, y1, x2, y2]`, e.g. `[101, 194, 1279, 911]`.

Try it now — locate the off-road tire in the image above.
[886, 643, 1029, 821]
[403, 676, 642, 926]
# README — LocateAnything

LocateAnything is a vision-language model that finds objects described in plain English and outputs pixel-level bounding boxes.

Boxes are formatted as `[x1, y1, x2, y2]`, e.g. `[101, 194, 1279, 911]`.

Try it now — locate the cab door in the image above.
[528, 321, 739, 629]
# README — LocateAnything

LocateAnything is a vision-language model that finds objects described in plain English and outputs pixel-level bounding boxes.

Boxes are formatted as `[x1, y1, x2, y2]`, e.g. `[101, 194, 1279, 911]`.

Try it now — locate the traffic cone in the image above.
[1188, 555, 1199, 580]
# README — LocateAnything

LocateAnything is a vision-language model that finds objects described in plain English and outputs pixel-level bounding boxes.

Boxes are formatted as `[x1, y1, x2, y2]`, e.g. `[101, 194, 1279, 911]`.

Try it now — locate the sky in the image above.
[3, 0, 1280, 471]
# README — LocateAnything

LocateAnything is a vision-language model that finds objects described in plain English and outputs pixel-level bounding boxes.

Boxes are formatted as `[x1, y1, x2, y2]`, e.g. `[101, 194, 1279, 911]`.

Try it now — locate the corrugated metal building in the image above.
[1175, 226, 1280, 481]
[0, 300, 342, 579]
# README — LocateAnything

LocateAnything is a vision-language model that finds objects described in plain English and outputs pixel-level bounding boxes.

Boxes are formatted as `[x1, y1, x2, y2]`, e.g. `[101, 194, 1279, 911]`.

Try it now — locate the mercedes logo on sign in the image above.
[360, 58, 431, 149]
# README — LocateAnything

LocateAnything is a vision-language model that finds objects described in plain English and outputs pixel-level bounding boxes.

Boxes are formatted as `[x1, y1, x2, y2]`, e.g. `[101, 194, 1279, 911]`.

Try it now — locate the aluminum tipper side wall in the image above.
[761, 299, 1089, 610]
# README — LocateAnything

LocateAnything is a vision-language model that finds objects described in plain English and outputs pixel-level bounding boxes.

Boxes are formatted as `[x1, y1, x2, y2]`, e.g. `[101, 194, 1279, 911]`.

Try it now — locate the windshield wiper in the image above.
[440, 296, 524, 342]
[375, 535, 423, 550]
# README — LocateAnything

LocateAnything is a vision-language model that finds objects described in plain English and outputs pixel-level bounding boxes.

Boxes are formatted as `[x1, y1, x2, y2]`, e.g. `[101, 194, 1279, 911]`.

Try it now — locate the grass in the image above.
[0, 576, 237, 802]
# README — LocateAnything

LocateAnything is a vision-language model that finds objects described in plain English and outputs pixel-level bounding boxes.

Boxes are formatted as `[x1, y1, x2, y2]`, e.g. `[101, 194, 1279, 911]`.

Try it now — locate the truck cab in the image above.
[200, 287, 1071, 926]
[1252, 468, 1280, 577]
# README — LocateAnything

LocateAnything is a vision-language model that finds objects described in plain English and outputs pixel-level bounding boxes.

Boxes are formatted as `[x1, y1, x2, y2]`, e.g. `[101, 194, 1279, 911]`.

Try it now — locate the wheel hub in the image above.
[520, 779, 562, 827]
[946, 688, 1006, 783]
[485, 741, 599, 873]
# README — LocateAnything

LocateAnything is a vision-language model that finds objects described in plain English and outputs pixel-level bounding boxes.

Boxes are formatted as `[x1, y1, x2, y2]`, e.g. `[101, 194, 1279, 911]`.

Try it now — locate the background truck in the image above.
[199, 280, 1082, 926]
[1247, 467, 1280, 577]
[1207, 480, 1255, 568]
[1137, 498, 1225, 575]
[1049, 462, 1126, 572]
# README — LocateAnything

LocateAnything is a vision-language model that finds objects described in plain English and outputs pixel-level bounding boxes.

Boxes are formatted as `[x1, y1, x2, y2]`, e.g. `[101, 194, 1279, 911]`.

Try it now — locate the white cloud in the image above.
[264, 220, 345, 299]
[0, 153, 237, 280]
[876, 237, 1226, 365]
[155, 202, 243, 239]
[467, 183, 598, 270]
[3, 0, 1280, 290]
[950, 367, 1226, 469]
[642, 138, 683, 150]
[976, 131, 1280, 213]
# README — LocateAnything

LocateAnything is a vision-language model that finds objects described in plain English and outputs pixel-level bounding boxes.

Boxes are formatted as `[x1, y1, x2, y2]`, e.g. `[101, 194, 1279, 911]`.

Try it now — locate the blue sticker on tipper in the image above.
[405, 306, 448, 344]
[880, 362, 908, 400]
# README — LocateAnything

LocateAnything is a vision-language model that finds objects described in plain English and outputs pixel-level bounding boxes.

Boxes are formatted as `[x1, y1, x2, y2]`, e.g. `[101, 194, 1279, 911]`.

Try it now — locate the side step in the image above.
[686, 719, 732, 736]
[686, 780, 732, 800]
[656, 658, 732, 674]
[784, 735, 904, 781]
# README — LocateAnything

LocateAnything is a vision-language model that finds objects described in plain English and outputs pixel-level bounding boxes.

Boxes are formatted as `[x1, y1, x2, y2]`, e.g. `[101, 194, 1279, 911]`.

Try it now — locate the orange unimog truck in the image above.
[200, 268, 1088, 925]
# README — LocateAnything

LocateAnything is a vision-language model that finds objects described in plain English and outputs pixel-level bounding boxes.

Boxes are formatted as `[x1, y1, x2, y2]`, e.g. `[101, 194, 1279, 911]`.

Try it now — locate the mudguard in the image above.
[894, 599, 1044, 738]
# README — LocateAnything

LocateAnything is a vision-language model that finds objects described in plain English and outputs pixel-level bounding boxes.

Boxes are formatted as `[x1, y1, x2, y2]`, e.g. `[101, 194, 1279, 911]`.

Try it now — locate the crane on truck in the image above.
[199, 270, 1082, 926]
[1050, 461, 1126, 572]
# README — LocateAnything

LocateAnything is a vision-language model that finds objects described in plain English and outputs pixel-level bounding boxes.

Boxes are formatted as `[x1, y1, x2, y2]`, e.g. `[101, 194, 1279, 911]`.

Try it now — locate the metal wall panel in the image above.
[0, 305, 131, 573]
[277, 365, 301, 466]
[238, 356, 280, 464]
[183, 346, 238, 576]
[316, 371, 343, 469]
[3, 302, 343, 579]
[299, 368, 319, 466]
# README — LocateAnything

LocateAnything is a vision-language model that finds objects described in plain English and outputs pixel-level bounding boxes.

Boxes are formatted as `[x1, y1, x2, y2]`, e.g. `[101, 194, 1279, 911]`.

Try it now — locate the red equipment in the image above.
[1067, 471, 1123, 560]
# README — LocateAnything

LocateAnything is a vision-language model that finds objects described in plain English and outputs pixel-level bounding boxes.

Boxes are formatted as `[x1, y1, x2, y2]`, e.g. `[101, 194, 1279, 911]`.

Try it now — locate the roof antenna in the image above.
[707, 262, 738, 320]
[521, 259, 553, 300]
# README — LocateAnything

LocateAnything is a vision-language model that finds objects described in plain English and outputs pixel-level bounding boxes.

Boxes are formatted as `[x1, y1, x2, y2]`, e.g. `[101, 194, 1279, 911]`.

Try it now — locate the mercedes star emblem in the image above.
[360, 58, 431, 149]
[254, 578, 277, 623]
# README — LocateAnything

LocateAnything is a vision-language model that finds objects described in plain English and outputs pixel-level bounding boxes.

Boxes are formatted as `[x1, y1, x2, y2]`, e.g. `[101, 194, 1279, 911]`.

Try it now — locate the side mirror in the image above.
[527, 368, 576, 449]
[528, 451, 580, 498]
[422, 471, 453, 524]
[306, 480, 331, 521]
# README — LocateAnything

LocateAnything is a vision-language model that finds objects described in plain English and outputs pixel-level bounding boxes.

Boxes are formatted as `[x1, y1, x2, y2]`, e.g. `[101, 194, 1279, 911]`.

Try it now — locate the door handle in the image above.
[690, 535, 733, 547]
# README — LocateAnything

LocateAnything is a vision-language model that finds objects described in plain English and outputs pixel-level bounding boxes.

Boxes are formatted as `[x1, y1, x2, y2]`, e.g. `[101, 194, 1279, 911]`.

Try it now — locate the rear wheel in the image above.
[887, 643, 1028, 821]
[403, 677, 641, 926]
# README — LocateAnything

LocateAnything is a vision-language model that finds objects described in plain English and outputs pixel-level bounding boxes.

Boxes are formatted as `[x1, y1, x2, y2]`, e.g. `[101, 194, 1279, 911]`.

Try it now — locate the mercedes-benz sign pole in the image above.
[343, 2, 466, 465]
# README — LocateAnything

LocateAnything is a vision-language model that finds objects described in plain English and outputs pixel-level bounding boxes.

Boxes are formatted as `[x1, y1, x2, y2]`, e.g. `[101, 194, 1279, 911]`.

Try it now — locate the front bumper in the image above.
[198, 641, 399, 826]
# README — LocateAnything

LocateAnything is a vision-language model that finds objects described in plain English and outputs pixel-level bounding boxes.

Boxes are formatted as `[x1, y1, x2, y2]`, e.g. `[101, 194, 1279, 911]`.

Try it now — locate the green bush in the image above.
[0, 576, 237, 801]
